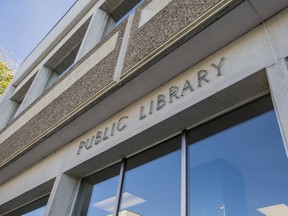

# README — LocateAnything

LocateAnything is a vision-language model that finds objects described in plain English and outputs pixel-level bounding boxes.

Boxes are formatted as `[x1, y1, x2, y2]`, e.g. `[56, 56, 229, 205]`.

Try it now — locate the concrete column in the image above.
[16, 66, 52, 115]
[76, 8, 109, 61]
[0, 84, 18, 129]
[266, 58, 288, 154]
[44, 173, 80, 216]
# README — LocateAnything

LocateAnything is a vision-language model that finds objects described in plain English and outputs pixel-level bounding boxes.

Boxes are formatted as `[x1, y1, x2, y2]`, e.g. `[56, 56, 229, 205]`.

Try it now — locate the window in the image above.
[100, 0, 145, 38]
[119, 138, 181, 216]
[74, 95, 288, 216]
[43, 17, 91, 90]
[8, 73, 36, 120]
[7, 100, 21, 123]
[74, 136, 181, 216]
[73, 164, 121, 216]
[188, 97, 288, 216]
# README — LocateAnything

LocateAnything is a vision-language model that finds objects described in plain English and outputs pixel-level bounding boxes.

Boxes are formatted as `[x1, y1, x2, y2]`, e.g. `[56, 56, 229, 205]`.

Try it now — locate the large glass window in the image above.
[75, 96, 288, 216]
[74, 136, 181, 216]
[73, 164, 121, 216]
[188, 109, 288, 216]
[43, 16, 91, 91]
[86, 176, 119, 216]
[119, 137, 181, 216]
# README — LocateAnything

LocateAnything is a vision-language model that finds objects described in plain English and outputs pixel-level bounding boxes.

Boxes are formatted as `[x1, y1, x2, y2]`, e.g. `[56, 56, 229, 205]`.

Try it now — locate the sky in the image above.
[0, 0, 77, 69]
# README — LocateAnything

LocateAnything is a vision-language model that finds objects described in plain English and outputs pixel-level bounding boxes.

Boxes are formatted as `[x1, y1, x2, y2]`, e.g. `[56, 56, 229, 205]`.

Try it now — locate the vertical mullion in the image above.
[181, 130, 188, 216]
[113, 159, 126, 216]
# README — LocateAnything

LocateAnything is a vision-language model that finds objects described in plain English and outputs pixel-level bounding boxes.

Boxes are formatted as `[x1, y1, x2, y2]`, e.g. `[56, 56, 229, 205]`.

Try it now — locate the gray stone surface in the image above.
[122, 0, 224, 73]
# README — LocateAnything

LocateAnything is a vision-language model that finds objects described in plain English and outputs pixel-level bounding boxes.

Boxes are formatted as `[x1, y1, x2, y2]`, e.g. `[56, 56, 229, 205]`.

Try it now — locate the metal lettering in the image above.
[117, 116, 128, 131]
[180, 80, 193, 97]
[110, 123, 116, 136]
[139, 106, 147, 120]
[157, 94, 166, 111]
[95, 131, 102, 145]
[77, 57, 226, 155]
[103, 127, 109, 140]
[169, 86, 179, 103]
[197, 70, 209, 87]
[211, 57, 225, 76]
[77, 141, 85, 155]
[91, 136, 96, 147]
[85, 138, 93, 149]
[149, 100, 154, 115]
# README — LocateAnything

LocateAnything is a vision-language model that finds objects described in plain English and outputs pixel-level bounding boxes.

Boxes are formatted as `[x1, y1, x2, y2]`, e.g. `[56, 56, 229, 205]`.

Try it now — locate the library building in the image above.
[1, 0, 288, 215]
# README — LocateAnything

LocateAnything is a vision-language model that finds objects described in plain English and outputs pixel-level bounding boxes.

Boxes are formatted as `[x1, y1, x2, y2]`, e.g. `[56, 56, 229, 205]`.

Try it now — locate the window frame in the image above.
[73, 94, 276, 216]
[100, 0, 144, 38]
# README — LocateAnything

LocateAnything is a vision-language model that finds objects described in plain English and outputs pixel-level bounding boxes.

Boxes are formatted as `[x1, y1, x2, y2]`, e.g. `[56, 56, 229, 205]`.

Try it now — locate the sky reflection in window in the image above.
[87, 176, 119, 216]
[119, 150, 181, 216]
[189, 110, 288, 216]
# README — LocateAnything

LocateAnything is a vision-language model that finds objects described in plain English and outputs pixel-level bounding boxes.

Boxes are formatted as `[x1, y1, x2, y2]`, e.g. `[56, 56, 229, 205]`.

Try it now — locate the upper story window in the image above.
[43, 17, 91, 91]
[8, 73, 36, 120]
[100, 0, 145, 38]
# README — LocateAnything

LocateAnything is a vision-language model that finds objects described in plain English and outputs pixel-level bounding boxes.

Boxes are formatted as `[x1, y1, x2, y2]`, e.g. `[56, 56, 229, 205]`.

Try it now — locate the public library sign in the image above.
[77, 57, 225, 155]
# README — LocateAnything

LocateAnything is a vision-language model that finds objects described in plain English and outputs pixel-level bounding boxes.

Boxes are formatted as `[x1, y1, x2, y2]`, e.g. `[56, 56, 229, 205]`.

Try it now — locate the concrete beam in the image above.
[266, 58, 288, 155]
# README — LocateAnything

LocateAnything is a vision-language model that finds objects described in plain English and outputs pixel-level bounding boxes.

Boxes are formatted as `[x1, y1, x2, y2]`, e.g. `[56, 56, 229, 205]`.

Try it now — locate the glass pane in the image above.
[21, 206, 46, 216]
[86, 175, 119, 216]
[188, 110, 288, 216]
[119, 149, 181, 216]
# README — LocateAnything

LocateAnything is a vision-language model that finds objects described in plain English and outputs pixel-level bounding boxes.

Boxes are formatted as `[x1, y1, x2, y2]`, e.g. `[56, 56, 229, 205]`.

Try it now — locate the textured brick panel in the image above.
[0, 21, 127, 166]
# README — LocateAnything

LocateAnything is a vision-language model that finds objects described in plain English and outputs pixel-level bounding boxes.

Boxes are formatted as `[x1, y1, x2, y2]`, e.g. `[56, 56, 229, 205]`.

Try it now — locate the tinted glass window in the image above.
[86, 176, 119, 216]
[188, 110, 288, 216]
[73, 163, 121, 216]
[119, 148, 181, 216]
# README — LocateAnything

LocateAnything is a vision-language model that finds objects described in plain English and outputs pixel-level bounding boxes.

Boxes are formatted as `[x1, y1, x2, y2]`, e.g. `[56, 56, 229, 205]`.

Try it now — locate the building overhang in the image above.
[1, 0, 288, 184]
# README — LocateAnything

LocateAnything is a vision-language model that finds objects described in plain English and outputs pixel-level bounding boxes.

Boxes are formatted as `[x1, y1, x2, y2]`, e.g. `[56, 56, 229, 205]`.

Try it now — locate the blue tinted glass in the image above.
[120, 150, 181, 215]
[189, 110, 288, 216]
[86, 176, 119, 216]
[21, 206, 46, 216]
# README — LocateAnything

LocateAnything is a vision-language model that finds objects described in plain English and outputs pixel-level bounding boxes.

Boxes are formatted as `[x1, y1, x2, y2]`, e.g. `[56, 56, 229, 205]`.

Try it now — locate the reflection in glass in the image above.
[86, 176, 119, 216]
[21, 206, 46, 216]
[189, 110, 288, 216]
[120, 150, 181, 216]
